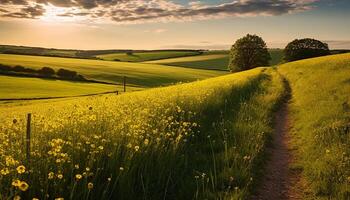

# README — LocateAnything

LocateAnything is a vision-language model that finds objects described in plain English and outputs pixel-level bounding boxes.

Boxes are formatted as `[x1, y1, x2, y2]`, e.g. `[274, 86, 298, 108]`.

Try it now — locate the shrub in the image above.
[284, 38, 330, 62]
[37, 67, 55, 77]
[229, 34, 271, 72]
[57, 68, 78, 79]
[0, 64, 12, 71]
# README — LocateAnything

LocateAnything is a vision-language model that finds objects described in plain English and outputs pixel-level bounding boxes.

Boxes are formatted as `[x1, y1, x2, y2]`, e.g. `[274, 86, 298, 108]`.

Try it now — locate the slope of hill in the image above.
[0, 67, 284, 199]
[278, 53, 350, 199]
[0, 54, 226, 87]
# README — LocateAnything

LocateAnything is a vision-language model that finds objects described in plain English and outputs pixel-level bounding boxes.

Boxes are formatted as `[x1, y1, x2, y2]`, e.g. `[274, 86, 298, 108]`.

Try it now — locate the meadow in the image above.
[0, 54, 226, 88]
[0, 67, 285, 200]
[0, 75, 136, 100]
[278, 53, 350, 199]
[0, 50, 349, 200]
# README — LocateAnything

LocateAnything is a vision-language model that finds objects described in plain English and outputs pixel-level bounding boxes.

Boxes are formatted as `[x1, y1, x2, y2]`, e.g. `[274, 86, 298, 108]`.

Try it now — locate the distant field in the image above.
[96, 51, 201, 62]
[0, 75, 129, 100]
[145, 49, 283, 71]
[145, 54, 230, 70]
[0, 54, 226, 87]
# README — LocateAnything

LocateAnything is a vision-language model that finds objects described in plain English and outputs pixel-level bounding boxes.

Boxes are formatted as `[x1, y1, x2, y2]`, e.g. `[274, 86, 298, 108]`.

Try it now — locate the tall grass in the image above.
[0, 67, 284, 199]
[278, 53, 350, 199]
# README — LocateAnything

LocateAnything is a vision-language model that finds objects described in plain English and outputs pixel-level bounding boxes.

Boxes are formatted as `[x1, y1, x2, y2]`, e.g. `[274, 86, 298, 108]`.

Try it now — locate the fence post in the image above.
[26, 113, 31, 163]
[123, 76, 126, 93]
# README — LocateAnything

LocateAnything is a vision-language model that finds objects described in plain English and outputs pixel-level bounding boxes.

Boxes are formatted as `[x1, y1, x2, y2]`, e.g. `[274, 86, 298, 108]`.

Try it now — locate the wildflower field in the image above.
[0, 67, 285, 199]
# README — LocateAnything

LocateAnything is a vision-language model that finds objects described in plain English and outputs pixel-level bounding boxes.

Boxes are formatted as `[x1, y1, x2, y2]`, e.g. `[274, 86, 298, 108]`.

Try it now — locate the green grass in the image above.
[145, 49, 283, 71]
[96, 51, 201, 62]
[278, 53, 350, 199]
[0, 67, 284, 200]
[0, 54, 226, 87]
[0, 75, 129, 100]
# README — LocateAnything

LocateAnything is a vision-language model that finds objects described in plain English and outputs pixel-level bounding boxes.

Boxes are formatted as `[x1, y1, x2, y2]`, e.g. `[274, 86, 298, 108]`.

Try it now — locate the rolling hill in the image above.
[0, 54, 227, 88]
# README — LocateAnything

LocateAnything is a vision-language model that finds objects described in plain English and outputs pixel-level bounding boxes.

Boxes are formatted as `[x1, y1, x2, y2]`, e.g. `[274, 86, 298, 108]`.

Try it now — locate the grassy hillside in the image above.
[0, 54, 226, 87]
[278, 53, 350, 199]
[0, 67, 284, 200]
[146, 49, 283, 71]
[96, 51, 201, 62]
[0, 75, 136, 100]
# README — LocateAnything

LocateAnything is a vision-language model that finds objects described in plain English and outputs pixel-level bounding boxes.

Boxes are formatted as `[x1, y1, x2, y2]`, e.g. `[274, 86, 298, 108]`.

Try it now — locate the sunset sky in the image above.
[0, 0, 349, 50]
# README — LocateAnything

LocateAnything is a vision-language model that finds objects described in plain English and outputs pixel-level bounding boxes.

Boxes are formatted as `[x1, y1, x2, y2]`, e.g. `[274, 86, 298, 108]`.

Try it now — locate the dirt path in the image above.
[250, 102, 303, 200]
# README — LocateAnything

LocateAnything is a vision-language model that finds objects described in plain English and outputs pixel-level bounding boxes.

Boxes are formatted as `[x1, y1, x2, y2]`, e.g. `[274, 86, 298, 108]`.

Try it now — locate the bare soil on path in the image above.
[250, 103, 304, 200]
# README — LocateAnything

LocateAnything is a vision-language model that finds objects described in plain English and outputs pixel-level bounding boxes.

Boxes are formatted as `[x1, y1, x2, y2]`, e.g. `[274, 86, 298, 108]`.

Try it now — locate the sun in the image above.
[40, 4, 79, 22]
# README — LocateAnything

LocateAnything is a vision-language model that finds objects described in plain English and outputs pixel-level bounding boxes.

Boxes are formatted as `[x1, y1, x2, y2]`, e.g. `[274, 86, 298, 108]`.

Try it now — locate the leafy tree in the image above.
[38, 67, 55, 77]
[284, 38, 330, 62]
[229, 34, 271, 72]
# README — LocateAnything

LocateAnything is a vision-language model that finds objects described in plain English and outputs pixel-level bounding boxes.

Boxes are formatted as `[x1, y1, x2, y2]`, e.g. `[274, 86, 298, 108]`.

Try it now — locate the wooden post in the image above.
[26, 113, 31, 163]
[123, 76, 126, 93]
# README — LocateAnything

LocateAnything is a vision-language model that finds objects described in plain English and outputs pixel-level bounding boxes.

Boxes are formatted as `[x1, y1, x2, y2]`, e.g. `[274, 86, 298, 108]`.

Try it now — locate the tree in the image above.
[284, 38, 330, 62]
[229, 34, 271, 72]
[38, 67, 55, 77]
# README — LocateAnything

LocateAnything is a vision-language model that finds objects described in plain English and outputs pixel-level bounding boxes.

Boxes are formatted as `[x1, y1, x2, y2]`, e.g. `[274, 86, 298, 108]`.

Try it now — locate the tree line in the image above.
[229, 34, 331, 72]
[0, 64, 86, 81]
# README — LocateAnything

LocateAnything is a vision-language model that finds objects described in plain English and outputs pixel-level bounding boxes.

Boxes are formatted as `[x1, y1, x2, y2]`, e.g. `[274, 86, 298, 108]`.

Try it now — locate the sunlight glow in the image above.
[40, 4, 81, 22]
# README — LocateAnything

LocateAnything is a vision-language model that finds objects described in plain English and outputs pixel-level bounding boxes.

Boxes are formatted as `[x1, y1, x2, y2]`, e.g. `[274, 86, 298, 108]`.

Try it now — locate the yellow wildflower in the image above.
[134, 146, 140, 152]
[12, 179, 21, 187]
[75, 174, 82, 180]
[48, 172, 54, 179]
[87, 182, 94, 190]
[16, 165, 26, 174]
[1, 168, 10, 175]
[13, 195, 21, 200]
[57, 174, 63, 179]
[18, 181, 29, 191]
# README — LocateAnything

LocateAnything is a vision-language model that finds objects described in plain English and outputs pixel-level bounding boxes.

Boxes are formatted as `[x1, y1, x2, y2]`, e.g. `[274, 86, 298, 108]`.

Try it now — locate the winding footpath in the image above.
[251, 94, 304, 199]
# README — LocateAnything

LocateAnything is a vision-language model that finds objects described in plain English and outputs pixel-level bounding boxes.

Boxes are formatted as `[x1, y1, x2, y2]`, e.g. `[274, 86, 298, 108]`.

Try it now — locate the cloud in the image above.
[0, 0, 319, 23]
[1, 4, 44, 18]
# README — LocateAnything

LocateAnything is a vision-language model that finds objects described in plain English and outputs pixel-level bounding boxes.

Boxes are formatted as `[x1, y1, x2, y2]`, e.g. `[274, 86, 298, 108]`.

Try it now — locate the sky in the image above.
[0, 0, 349, 50]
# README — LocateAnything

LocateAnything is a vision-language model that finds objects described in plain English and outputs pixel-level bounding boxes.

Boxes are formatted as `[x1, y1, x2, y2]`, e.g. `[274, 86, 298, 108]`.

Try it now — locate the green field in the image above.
[145, 49, 283, 71]
[0, 75, 137, 100]
[278, 53, 350, 199]
[0, 54, 226, 87]
[96, 51, 201, 62]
